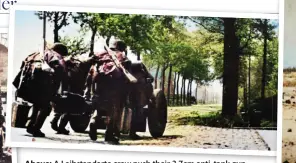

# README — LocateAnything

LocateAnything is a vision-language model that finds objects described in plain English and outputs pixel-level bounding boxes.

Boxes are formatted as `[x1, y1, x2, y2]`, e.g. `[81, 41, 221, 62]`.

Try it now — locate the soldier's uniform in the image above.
[50, 76, 71, 135]
[51, 54, 93, 135]
[48, 43, 72, 135]
[86, 39, 129, 143]
[26, 43, 68, 137]
[85, 39, 155, 142]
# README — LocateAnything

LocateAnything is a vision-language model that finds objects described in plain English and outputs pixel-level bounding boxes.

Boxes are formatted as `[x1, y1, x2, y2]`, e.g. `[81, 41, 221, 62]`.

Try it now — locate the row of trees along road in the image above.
[36, 11, 278, 116]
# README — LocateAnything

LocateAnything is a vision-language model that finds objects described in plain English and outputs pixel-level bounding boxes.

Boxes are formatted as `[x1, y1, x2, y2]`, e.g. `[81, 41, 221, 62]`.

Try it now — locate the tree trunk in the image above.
[189, 80, 193, 104]
[106, 37, 111, 47]
[53, 29, 59, 43]
[43, 11, 47, 51]
[186, 80, 191, 105]
[172, 72, 177, 106]
[180, 77, 184, 106]
[161, 64, 167, 91]
[248, 51, 251, 110]
[53, 12, 59, 43]
[183, 78, 186, 105]
[176, 73, 180, 106]
[154, 65, 160, 89]
[261, 19, 268, 99]
[159, 68, 162, 89]
[222, 18, 240, 116]
[89, 27, 97, 57]
[195, 82, 198, 104]
[167, 64, 173, 106]
[243, 77, 248, 108]
[203, 88, 207, 104]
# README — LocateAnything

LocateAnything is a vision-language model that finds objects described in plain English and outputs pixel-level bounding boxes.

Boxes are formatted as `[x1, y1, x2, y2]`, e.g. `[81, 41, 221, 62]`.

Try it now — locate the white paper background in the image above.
[0, 0, 279, 28]
[18, 147, 277, 163]
[1, 0, 281, 162]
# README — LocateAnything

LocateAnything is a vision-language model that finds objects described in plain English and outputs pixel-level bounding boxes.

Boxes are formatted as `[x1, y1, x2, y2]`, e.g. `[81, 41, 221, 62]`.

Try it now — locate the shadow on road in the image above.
[18, 128, 183, 146]
[120, 135, 182, 141]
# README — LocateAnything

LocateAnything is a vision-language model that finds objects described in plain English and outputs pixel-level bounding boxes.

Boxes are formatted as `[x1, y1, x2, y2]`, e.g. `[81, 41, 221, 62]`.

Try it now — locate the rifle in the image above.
[103, 44, 137, 83]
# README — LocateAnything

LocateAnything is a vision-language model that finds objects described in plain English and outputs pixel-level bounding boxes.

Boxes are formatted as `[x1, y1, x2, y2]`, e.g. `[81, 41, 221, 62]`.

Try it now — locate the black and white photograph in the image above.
[0, 28, 13, 163]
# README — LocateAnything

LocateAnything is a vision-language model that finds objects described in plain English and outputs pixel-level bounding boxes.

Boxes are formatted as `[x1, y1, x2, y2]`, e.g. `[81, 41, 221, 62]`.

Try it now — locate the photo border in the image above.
[5, 4, 280, 157]
[11, 148, 17, 163]
[0, 28, 8, 33]
[277, 0, 285, 162]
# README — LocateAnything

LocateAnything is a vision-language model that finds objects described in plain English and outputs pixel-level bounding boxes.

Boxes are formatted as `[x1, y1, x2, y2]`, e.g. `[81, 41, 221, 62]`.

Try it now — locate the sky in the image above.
[13, 10, 222, 102]
[13, 10, 278, 103]
[13, 11, 114, 77]
[284, 0, 296, 68]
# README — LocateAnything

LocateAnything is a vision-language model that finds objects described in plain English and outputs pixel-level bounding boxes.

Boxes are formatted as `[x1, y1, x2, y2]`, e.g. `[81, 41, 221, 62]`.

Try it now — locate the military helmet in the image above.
[50, 42, 69, 56]
[109, 38, 127, 52]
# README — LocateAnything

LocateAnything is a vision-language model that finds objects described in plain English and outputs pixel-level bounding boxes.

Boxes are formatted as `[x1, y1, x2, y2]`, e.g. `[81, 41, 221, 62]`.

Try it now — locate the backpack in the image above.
[12, 52, 56, 105]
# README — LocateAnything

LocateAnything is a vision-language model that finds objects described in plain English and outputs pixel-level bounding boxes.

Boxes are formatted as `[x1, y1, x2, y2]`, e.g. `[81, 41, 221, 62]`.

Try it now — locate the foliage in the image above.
[175, 111, 246, 128]
[35, 11, 72, 42]
[59, 35, 89, 56]
[38, 11, 279, 124]
[260, 119, 277, 128]
[284, 67, 296, 73]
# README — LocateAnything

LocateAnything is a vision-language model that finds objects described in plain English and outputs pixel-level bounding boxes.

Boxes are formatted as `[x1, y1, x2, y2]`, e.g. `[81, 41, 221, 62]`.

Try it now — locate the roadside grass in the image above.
[169, 104, 277, 128]
[169, 104, 246, 128]
[168, 104, 222, 117]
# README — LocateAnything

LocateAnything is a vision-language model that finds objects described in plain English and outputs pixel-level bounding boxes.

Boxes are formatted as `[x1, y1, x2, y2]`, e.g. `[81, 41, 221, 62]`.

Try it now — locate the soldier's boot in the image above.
[129, 131, 140, 140]
[105, 122, 119, 145]
[31, 111, 48, 137]
[114, 126, 121, 144]
[50, 112, 61, 132]
[129, 108, 141, 140]
[104, 130, 119, 144]
[26, 124, 35, 135]
[89, 118, 97, 141]
[57, 114, 70, 135]
[26, 121, 35, 135]
[26, 107, 38, 135]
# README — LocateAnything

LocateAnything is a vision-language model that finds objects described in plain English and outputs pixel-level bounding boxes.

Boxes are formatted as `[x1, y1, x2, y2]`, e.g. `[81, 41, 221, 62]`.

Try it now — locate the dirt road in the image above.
[282, 85, 296, 163]
[11, 105, 273, 151]
[281, 71, 296, 162]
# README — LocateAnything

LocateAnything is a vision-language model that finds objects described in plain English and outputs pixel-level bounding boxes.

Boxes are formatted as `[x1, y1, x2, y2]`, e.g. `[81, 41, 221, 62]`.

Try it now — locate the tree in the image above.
[35, 12, 72, 42]
[185, 17, 256, 115]
[253, 19, 277, 99]
[59, 35, 89, 55]
[73, 13, 112, 56]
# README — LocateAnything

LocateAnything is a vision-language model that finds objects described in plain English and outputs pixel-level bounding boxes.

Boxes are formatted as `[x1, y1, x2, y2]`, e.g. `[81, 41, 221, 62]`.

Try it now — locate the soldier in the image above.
[87, 39, 130, 144]
[26, 43, 68, 137]
[52, 53, 95, 135]
[86, 39, 155, 142]
[47, 43, 72, 135]
[108, 39, 153, 140]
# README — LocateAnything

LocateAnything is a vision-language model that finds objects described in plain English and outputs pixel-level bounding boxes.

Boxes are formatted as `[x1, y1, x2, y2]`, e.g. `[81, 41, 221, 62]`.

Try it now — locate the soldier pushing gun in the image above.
[12, 37, 157, 144]
[86, 39, 132, 144]
[13, 43, 68, 137]
[86, 38, 154, 143]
